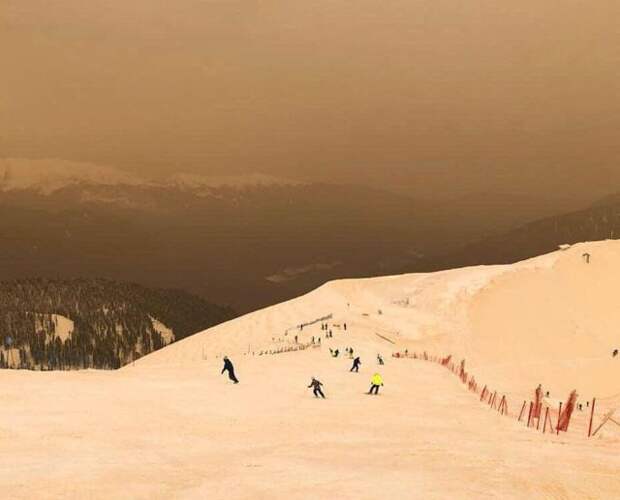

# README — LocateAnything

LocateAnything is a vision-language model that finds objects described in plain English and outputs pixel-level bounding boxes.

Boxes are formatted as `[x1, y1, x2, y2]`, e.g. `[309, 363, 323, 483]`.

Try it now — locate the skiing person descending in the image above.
[308, 377, 326, 398]
[377, 354, 384, 365]
[368, 373, 383, 395]
[221, 356, 239, 384]
[350, 356, 361, 372]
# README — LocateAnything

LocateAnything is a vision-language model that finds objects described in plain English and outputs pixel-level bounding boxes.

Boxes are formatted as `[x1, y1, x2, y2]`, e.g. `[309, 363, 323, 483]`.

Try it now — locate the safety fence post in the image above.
[518, 400, 527, 422]
[480, 385, 488, 402]
[588, 398, 596, 438]
[542, 407, 550, 433]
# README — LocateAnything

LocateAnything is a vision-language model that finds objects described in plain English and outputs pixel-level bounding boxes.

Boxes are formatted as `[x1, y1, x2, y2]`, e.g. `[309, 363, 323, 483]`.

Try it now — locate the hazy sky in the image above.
[2, 0, 619, 199]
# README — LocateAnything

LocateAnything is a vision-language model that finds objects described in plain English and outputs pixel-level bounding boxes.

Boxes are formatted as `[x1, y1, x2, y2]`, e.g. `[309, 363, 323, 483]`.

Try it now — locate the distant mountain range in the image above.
[0, 158, 613, 312]
[0, 278, 236, 370]
[418, 195, 620, 271]
[0, 159, 297, 195]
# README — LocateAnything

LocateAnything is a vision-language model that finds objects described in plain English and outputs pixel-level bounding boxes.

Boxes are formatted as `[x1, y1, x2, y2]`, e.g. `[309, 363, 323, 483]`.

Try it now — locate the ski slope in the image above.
[2, 240, 620, 499]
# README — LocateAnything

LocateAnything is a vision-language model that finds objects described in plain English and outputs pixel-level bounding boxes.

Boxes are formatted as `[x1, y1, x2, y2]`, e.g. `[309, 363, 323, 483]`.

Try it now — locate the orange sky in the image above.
[2, 0, 619, 199]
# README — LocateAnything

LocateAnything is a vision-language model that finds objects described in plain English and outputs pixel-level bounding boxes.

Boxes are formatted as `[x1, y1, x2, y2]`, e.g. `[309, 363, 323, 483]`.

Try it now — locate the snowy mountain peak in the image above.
[0, 159, 301, 196]
[0, 159, 145, 195]
[165, 172, 300, 191]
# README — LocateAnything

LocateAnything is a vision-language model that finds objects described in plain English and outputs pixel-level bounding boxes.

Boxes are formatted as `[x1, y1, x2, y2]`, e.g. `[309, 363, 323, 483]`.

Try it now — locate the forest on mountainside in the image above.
[0, 278, 236, 370]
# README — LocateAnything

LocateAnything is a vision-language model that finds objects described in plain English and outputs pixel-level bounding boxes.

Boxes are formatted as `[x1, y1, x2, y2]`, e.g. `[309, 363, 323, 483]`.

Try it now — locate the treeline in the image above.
[0, 278, 236, 370]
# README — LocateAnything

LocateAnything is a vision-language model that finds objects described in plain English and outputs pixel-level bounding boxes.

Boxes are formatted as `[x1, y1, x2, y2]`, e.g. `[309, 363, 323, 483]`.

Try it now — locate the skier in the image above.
[350, 356, 361, 372]
[377, 354, 384, 365]
[308, 377, 326, 398]
[368, 373, 383, 395]
[221, 356, 239, 384]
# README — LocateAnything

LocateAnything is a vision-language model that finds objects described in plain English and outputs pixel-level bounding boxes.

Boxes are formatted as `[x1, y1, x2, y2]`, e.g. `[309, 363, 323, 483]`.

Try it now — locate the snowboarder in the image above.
[350, 356, 361, 372]
[368, 373, 383, 395]
[308, 377, 325, 398]
[221, 356, 239, 384]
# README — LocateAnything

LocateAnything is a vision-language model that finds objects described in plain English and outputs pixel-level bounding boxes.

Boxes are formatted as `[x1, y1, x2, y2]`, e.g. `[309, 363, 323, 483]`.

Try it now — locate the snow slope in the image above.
[137, 240, 618, 400]
[2, 241, 620, 499]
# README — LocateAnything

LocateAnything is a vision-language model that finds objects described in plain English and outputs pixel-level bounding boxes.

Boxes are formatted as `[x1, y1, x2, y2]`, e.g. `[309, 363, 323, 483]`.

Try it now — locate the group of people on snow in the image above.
[220, 319, 385, 399]
[220, 354, 384, 398]
[308, 372, 384, 398]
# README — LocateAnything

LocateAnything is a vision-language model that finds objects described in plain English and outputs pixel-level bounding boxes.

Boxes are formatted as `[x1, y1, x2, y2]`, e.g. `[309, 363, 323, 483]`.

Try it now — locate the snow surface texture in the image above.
[2, 241, 620, 499]
[34, 314, 74, 342]
[150, 317, 175, 345]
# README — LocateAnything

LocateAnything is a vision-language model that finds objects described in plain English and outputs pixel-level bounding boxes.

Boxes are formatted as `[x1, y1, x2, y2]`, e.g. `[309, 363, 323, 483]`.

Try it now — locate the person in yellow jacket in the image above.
[368, 373, 384, 395]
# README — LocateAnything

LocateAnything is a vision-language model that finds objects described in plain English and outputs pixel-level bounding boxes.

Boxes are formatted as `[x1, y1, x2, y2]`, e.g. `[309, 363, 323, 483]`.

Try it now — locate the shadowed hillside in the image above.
[415, 196, 620, 272]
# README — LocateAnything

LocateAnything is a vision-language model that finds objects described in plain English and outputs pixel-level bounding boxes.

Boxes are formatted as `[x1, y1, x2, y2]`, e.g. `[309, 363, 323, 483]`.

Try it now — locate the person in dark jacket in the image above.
[350, 356, 361, 372]
[221, 356, 239, 384]
[308, 377, 325, 398]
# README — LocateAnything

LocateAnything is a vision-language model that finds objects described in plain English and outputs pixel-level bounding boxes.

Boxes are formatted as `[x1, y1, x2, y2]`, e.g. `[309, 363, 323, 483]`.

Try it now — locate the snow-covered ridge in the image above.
[0, 158, 301, 195]
[164, 172, 301, 191]
[0, 159, 145, 195]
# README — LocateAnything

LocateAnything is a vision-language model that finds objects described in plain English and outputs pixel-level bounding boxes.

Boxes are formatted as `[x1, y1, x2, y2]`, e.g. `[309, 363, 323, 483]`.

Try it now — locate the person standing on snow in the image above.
[350, 356, 361, 372]
[308, 377, 326, 398]
[368, 373, 383, 395]
[221, 356, 239, 384]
